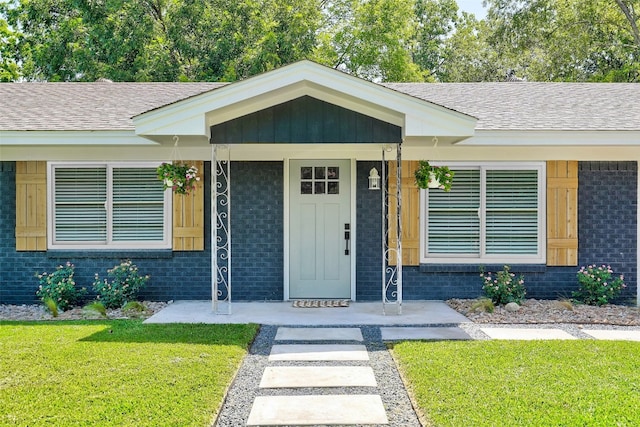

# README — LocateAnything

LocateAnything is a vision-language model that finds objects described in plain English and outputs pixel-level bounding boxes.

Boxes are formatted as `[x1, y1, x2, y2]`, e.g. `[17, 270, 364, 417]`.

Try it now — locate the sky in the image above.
[457, 0, 488, 19]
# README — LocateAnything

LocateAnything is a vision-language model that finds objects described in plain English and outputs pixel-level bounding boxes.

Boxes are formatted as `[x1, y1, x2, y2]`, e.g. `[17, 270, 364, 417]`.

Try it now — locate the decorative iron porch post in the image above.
[382, 142, 403, 315]
[211, 144, 231, 314]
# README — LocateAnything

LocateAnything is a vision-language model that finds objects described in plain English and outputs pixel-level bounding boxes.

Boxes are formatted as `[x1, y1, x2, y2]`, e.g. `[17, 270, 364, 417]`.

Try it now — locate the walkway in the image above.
[215, 325, 422, 427]
[145, 300, 470, 325]
[214, 323, 640, 426]
[145, 302, 640, 425]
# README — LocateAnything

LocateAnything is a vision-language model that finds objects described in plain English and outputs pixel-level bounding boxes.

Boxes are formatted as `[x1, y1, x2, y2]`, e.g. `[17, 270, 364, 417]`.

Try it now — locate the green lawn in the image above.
[0, 321, 258, 427]
[392, 340, 640, 427]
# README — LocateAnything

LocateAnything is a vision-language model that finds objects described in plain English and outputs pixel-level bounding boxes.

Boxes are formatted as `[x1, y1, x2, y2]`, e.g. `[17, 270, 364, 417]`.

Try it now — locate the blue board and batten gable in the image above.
[210, 96, 402, 144]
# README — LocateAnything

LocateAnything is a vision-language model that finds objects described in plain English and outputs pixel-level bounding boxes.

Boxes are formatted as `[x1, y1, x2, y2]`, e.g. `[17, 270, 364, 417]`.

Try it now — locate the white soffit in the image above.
[456, 130, 640, 146]
[132, 60, 477, 140]
[0, 130, 154, 146]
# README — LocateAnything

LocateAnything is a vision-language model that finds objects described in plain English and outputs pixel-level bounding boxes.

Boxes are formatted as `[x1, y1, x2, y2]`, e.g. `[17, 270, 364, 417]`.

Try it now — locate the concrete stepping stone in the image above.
[246, 394, 389, 425]
[583, 329, 640, 341]
[260, 366, 377, 388]
[275, 327, 363, 341]
[480, 327, 576, 340]
[381, 326, 471, 341]
[269, 344, 369, 361]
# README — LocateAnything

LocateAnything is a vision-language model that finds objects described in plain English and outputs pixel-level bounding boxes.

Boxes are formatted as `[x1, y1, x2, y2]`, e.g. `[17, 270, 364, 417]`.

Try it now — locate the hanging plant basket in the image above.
[156, 162, 200, 195]
[414, 160, 454, 192]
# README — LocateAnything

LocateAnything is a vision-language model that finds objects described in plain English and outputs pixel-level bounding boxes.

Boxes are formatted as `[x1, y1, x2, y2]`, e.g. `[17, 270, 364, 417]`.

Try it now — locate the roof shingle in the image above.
[0, 82, 224, 131]
[1, 81, 638, 132]
[383, 82, 640, 131]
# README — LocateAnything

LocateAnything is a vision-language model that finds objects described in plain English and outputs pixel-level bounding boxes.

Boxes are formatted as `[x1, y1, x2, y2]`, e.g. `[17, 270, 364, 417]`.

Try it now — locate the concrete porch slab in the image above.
[144, 300, 470, 325]
[582, 329, 640, 341]
[480, 327, 577, 340]
[275, 327, 363, 341]
[259, 366, 377, 388]
[381, 326, 472, 341]
[269, 344, 369, 361]
[246, 394, 388, 425]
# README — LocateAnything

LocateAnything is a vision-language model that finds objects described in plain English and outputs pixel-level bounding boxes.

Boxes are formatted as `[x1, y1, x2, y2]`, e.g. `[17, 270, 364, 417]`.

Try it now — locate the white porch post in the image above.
[382, 142, 403, 315]
[211, 144, 231, 314]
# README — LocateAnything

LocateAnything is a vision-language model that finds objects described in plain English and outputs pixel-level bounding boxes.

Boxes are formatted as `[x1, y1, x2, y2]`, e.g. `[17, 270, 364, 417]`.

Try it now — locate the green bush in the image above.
[83, 301, 107, 318]
[480, 265, 526, 305]
[573, 264, 625, 306]
[93, 260, 150, 309]
[35, 262, 86, 311]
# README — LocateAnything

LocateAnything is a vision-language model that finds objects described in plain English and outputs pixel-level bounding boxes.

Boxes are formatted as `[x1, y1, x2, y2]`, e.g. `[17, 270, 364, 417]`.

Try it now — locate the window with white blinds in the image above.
[49, 163, 170, 249]
[422, 163, 545, 264]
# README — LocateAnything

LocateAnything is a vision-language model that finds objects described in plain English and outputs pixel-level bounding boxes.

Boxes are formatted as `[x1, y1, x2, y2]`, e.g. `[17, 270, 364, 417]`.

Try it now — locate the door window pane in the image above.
[300, 166, 340, 195]
[328, 182, 339, 194]
[301, 182, 313, 194]
[301, 167, 312, 179]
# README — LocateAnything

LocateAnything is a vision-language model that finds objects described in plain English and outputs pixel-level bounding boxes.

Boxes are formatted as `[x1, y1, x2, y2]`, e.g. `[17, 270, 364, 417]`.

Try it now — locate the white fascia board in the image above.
[458, 130, 640, 146]
[0, 130, 154, 146]
[207, 81, 406, 129]
[133, 60, 477, 139]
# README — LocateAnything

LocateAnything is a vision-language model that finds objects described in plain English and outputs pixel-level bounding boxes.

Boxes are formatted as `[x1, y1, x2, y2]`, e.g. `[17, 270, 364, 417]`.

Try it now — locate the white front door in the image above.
[289, 160, 351, 299]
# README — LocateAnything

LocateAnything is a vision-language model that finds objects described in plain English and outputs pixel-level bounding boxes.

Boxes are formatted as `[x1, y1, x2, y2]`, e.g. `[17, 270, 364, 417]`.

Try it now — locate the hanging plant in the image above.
[414, 160, 454, 192]
[156, 162, 200, 195]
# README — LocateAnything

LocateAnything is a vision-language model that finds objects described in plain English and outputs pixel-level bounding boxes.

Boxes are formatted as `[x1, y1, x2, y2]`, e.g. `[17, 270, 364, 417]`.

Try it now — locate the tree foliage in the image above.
[483, 0, 640, 81]
[1, 0, 639, 82]
[0, 0, 323, 81]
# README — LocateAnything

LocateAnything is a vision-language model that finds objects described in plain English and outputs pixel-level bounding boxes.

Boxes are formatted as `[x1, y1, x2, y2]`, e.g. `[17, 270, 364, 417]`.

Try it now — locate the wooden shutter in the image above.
[388, 161, 421, 266]
[547, 161, 578, 266]
[15, 161, 47, 251]
[172, 161, 204, 251]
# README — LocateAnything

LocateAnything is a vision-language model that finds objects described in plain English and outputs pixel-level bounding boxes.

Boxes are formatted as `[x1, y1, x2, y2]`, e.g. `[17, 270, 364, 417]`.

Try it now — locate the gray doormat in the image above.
[292, 300, 350, 308]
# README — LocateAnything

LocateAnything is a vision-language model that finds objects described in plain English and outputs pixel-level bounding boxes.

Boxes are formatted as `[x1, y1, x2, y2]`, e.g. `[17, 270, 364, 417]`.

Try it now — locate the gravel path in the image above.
[214, 325, 421, 427]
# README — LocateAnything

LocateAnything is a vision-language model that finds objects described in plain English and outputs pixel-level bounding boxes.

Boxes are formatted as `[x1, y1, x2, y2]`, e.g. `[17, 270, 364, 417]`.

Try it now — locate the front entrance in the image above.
[289, 160, 351, 299]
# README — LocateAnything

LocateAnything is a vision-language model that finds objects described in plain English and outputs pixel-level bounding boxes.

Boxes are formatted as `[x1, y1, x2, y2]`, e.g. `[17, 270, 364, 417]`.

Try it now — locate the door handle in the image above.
[344, 223, 350, 255]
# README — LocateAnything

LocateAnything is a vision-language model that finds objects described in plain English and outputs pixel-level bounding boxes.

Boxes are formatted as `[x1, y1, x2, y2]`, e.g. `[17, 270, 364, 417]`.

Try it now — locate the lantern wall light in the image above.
[368, 167, 381, 190]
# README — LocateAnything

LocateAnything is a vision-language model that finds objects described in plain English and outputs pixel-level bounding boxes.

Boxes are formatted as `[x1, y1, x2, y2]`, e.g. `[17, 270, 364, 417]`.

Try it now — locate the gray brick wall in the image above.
[355, 161, 637, 303]
[1, 160, 637, 304]
[0, 161, 283, 304]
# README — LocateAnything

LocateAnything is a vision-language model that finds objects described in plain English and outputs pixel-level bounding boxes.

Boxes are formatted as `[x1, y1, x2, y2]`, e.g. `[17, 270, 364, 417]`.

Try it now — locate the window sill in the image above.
[419, 263, 547, 273]
[47, 250, 174, 259]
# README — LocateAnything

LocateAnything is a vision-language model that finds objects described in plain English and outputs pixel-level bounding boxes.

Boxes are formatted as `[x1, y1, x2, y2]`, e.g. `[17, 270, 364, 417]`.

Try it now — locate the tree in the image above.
[437, 12, 507, 82]
[314, 0, 425, 82]
[412, 0, 460, 81]
[484, 0, 640, 81]
[0, 0, 323, 81]
[0, 15, 20, 81]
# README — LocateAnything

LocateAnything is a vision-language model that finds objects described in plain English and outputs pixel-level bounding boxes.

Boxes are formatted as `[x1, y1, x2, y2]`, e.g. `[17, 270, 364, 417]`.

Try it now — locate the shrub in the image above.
[83, 301, 107, 318]
[573, 264, 625, 306]
[470, 297, 495, 313]
[43, 297, 59, 317]
[480, 265, 526, 305]
[92, 260, 150, 309]
[35, 262, 86, 311]
[122, 301, 149, 318]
